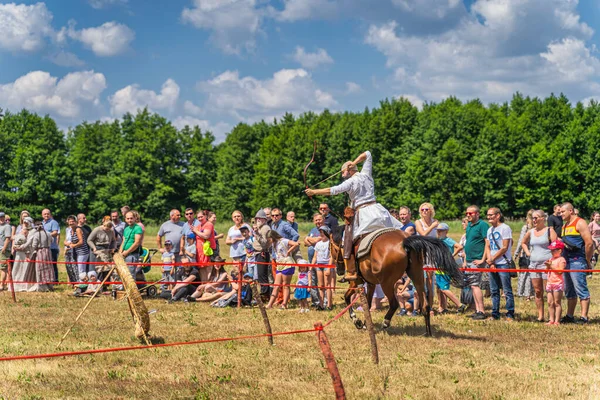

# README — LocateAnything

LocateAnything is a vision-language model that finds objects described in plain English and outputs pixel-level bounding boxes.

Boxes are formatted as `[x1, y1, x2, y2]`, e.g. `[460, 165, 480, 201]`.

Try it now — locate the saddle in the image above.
[356, 228, 398, 259]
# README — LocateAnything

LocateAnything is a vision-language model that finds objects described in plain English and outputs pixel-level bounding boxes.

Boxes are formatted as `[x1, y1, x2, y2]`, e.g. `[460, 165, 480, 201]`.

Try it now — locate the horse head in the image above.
[329, 225, 345, 271]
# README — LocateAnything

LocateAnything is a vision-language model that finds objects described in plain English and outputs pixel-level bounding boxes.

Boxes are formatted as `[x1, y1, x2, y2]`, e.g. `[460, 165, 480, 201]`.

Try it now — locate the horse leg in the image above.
[382, 280, 399, 329]
[345, 286, 363, 329]
[407, 266, 432, 337]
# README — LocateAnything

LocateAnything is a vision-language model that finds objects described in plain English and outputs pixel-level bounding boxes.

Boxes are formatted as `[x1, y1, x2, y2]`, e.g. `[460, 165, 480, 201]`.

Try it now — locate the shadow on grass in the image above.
[149, 336, 165, 345]
[374, 323, 488, 342]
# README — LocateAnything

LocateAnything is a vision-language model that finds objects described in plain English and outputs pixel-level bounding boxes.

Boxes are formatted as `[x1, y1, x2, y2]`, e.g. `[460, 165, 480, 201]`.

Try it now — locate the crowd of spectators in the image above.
[0, 201, 596, 324]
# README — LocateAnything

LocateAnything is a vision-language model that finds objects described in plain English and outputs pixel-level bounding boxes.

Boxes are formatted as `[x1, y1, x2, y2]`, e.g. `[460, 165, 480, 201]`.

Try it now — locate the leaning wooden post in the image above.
[251, 280, 273, 345]
[237, 261, 243, 309]
[7, 259, 16, 303]
[314, 322, 346, 399]
[358, 286, 379, 364]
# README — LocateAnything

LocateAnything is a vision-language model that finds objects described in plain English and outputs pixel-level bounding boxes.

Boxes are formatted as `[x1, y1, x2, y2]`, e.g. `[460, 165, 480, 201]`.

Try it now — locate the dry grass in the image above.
[1, 221, 599, 399]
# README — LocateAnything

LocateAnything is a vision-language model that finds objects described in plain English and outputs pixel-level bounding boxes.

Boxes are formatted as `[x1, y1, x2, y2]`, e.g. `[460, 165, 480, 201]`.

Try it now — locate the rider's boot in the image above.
[344, 253, 358, 281]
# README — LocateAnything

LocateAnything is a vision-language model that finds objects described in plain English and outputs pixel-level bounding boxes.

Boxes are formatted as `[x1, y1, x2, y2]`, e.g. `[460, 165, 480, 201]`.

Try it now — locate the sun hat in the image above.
[318, 225, 331, 234]
[255, 209, 267, 220]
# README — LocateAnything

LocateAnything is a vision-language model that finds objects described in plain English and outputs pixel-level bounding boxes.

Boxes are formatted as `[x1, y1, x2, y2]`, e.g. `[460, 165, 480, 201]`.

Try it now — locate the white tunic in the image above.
[330, 151, 402, 238]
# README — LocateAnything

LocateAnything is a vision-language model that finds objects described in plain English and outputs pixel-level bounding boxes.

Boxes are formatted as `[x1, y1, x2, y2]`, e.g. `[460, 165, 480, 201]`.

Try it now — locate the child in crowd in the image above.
[395, 273, 414, 316]
[240, 225, 257, 279]
[161, 240, 175, 290]
[294, 260, 311, 313]
[184, 233, 196, 263]
[312, 225, 333, 310]
[545, 240, 566, 325]
[75, 271, 99, 296]
[436, 223, 463, 313]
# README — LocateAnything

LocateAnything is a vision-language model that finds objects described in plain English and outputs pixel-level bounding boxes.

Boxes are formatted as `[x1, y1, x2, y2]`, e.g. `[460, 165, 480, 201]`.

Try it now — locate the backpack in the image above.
[240, 283, 253, 306]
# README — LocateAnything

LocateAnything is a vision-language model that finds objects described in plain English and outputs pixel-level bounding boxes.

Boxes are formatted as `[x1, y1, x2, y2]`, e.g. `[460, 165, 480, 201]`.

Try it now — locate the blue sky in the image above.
[1, 0, 599, 141]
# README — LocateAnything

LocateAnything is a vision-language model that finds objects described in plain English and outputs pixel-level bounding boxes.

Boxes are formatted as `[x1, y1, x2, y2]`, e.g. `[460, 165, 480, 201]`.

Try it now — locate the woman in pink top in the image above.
[193, 210, 216, 282]
[544, 240, 566, 326]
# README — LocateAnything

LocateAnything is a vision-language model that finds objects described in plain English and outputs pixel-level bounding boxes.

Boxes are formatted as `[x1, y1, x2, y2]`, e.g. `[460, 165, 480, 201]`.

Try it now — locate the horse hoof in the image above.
[382, 319, 391, 329]
[354, 320, 364, 330]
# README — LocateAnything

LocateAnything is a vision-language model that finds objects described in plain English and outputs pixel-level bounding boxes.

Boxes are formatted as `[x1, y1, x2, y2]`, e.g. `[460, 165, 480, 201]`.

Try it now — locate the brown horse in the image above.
[330, 227, 463, 335]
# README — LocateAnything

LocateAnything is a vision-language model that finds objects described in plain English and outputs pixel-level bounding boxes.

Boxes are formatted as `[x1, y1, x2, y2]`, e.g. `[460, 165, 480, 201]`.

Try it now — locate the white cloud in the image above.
[46, 50, 85, 67]
[66, 21, 135, 57]
[183, 100, 203, 116]
[275, 0, 338, 22]
[0, 70, 106, 118]
[109, 79, 180, 116]
[396, 94, 424, 109]
[275, 0, 464, 26]
[292, 47, 333, 69]
[181, 0, 262, 55]
[0, 2, 56, 52]
[198, 69, 337, 118]
[540, 38, 600, 82]
[172, 116, 232, 142]
[345, 82, 362, 94]
[88, 0, 128, 9]
[364, 0, 600, 104]
[392, 0, 460, 19]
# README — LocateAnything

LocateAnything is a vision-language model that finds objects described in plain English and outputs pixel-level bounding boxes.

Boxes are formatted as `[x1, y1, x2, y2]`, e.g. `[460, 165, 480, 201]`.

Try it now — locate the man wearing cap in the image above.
[42, 209, 60, 282]
[157, 209, 184, 263]
[560, 202, 594, 324]
[0, 212, 12, 289]
[305, 150, 402, 281]
[252, 209, 272, 296]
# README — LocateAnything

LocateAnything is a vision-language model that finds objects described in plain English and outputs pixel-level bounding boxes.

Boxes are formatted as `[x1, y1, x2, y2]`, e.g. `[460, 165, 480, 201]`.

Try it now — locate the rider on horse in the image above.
[305, 150, 402, 281]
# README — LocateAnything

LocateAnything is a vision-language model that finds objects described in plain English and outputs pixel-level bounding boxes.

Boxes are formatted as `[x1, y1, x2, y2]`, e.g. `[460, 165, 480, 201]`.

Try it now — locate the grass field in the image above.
[1, 220, 599, 399]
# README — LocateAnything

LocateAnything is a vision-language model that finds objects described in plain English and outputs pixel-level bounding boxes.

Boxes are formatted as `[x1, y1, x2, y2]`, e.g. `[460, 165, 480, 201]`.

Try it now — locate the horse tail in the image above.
[402, 235, 463, 287]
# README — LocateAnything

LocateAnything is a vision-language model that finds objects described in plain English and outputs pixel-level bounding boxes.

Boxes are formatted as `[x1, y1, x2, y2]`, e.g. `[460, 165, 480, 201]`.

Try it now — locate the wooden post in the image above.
[314, 322, 346, 399]
[359, 287, 379, 364]
[237, 261, 243, 308]
[251, 281, 273, 345]
[7, 259, 16, 303]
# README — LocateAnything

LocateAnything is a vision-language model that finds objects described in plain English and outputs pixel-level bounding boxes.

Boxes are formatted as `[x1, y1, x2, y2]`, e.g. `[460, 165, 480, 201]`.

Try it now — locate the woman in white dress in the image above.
[10, 217, 35, 292]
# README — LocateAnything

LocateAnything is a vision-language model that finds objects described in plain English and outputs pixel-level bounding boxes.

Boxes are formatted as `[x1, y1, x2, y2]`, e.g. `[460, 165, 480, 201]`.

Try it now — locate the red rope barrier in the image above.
[21, 259, 336, 269]
[0, 328, 319, 362]
[4, 280, 343, 291]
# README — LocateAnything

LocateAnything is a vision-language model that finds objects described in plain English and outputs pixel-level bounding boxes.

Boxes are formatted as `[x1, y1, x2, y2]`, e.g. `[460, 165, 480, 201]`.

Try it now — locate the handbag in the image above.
[518, 255, 530, 268]
[491, 227, 517, 278]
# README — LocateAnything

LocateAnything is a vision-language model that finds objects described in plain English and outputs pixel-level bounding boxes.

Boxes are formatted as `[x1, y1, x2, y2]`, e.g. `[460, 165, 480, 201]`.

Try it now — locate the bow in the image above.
[303, 140, 318, 201]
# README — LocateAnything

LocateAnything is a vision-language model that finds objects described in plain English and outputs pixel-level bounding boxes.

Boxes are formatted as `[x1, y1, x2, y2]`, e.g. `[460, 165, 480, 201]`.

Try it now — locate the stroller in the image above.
[135, 247, 160, 297]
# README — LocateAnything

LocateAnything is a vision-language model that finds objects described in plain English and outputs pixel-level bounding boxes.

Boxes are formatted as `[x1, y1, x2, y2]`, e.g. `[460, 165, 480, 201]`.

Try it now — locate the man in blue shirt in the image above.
[42, 208, 60, 282]
[270, 208, 299, 241]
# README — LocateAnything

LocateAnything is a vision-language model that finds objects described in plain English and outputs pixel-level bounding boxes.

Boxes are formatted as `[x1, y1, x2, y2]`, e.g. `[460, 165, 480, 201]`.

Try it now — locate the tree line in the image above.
[1, 92, 598, 223]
